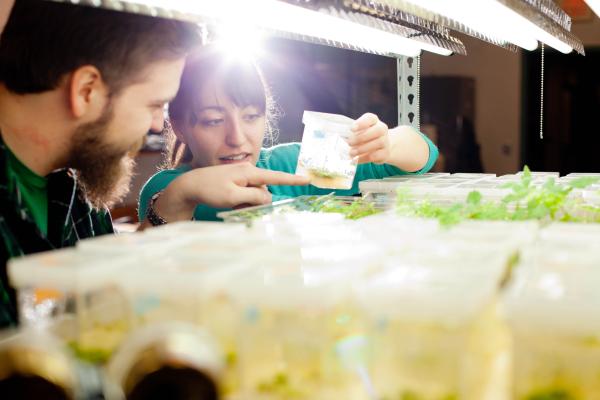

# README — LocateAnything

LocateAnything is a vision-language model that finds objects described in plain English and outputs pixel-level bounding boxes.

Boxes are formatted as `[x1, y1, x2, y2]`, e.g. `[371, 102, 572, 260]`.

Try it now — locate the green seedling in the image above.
[396, 166, 600, 227]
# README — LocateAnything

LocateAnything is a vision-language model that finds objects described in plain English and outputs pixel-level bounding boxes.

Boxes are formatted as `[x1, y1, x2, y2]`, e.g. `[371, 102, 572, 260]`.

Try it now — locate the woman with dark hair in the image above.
[139, 48, 439, 222]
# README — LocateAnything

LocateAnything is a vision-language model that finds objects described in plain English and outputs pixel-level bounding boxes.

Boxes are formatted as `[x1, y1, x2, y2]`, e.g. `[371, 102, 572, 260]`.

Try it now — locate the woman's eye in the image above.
[200, 119, 224, 127]
[243, 113, 262, 122]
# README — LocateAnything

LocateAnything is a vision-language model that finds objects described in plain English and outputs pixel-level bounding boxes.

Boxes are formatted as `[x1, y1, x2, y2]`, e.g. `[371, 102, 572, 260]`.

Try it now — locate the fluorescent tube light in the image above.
[404, 0, 573, 53]
[584, 0, 600, 18]
[122, 0, 423, 56]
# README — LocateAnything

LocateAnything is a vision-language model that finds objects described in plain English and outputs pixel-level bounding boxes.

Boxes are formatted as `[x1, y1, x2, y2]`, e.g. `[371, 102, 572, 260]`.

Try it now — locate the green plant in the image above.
[396, 166, 600, 227]
[307, 168, 347, 180]
[310, 198, 381, 220]
[524, 388, 575, 400]
[68, 341, 112, 364]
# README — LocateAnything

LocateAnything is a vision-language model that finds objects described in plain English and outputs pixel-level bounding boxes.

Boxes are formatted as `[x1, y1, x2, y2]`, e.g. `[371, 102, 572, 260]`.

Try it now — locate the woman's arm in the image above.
[139, 163, 308, 230]
[348, 113, 431, 172]
[385, 125, 430, 172]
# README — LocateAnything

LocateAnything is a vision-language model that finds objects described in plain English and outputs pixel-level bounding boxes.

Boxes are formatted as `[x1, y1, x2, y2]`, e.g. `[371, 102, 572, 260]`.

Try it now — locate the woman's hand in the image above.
[347, 113, 430, 172]
[149, 163, 309, 223]
[348, 113, 390, 164]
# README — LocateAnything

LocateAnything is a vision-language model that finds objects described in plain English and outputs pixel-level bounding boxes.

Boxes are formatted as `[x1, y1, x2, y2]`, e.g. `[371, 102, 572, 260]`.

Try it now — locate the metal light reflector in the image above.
[333, 0, 467, 55]
[49, 0, 445, 57]
[378, 0, 584, 54]
[369, 0, 519, 51]
[584, 0, 600, 18]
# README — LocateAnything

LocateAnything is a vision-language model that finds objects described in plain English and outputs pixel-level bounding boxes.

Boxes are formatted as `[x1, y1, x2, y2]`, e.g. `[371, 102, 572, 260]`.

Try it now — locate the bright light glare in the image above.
[120, 0, 424, 57]
[214, 24, 265, 61]
[254, 0, 422, 57]
[584, 0, 600, 18]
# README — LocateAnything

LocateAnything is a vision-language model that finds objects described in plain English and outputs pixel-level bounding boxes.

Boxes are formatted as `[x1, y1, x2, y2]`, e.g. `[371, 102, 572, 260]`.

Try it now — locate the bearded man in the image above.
[0, 0, 307, 328]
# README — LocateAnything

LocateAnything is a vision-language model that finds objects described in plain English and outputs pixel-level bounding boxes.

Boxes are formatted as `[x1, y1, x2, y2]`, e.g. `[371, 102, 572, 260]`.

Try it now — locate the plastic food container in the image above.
[107, 322, 223, 400]
[355, 248, 511, 400]
[8, 247, 135, 364]
[504, 248, 600, 400]
[230, 243, 381, 399]
[296, 111, 357, 189]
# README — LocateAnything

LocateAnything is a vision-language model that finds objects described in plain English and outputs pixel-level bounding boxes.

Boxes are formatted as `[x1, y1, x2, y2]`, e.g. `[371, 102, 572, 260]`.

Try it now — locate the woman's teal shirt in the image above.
[139, 138, 438, 222]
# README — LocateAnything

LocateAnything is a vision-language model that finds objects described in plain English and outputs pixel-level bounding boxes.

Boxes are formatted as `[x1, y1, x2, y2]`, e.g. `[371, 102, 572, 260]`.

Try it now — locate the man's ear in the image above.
[68, 65, 109, 120]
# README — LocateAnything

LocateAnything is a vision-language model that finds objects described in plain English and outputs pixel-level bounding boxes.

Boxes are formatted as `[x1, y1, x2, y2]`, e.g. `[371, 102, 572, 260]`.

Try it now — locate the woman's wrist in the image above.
[385, 126, 429, 171]
[153, 179, 196, 222]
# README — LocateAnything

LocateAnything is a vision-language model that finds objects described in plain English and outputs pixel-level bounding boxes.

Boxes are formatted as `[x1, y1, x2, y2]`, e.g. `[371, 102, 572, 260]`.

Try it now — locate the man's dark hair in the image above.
[0, 0, 201, 95]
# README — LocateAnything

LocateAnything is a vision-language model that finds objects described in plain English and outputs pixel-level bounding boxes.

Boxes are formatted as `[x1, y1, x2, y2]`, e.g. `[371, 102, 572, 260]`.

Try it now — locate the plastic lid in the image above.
[8, 247, 135, 291]
[302, 110, 354, 137]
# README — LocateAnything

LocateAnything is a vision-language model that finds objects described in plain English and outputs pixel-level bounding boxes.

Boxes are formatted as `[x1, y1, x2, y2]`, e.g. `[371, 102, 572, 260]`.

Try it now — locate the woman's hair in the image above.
[164, 48, 277, 168]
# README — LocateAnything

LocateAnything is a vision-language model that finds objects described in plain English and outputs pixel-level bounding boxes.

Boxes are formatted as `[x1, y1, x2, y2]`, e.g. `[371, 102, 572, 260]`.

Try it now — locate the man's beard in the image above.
[68, 104, 143, 210]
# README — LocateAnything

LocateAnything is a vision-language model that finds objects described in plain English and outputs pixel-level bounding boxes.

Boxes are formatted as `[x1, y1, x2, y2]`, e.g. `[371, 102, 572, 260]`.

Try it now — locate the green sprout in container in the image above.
[256, 372, 305, 398]
[396, 166, 600, 227]
[311, 198, 382, 220]
[307, 168, 347, 180]
[524, 388, 576, 400]
[67, 341, 113, 364]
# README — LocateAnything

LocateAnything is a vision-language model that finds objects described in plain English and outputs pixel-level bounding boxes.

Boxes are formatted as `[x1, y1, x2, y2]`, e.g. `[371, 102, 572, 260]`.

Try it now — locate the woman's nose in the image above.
[225, 117, 246, 147]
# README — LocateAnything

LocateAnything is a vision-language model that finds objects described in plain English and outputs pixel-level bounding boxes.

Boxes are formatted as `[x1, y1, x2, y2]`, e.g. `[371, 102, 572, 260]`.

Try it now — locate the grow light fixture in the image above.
[584, 0, 600, 18]
[50, 0, 467, 57]
[379, 0, 584, 54]
[399, 0, 577, 53]
[405, 0, 539, 50]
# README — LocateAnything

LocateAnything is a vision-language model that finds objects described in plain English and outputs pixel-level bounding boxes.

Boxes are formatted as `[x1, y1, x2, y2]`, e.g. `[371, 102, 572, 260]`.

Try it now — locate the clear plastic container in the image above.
[230, 243, 381, 399]
[106, 322, 223, 400]
[355, 249, 511, 400]
[504, 248, 600, 400]
[296, 111, 357, 189]
[0, 328, 80, 399]
[8, 247, 135, 364]
[7, 222, 247, 364]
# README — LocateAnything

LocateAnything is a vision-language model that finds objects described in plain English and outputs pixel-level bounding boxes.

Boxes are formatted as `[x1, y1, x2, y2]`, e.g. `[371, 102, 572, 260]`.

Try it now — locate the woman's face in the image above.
[182, 79, 266, 168]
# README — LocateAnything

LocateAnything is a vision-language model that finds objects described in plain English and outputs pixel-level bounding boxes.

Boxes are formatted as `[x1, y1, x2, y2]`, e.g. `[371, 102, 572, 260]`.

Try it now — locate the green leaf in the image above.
[466, 191, 482, 205]
[567, 176, 600, 189]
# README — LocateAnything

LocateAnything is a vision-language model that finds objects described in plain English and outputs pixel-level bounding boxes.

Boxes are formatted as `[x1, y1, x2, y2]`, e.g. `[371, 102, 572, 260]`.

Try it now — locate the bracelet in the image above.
[146, 190, 167, 226]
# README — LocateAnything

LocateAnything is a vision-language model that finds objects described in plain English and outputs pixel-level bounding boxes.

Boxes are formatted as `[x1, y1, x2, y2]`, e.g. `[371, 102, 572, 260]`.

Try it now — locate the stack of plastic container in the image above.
[354, 240, 512, 400]
[227, 238, 382, 399]
[504, 228, 600, 400]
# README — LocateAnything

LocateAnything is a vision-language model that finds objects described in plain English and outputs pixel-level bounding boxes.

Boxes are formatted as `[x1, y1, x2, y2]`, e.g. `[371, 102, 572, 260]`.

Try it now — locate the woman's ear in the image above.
[68, 65, 109, 120]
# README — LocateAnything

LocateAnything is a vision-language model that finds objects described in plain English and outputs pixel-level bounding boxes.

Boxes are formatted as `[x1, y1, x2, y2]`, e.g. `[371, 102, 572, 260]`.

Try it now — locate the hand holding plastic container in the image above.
[296, 111, 357, 189]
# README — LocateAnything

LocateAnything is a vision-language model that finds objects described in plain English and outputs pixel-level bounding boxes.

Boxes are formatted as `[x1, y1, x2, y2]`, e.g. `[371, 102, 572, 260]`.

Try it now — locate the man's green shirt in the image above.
[6, 146, 48, 236]
[0, 137, 114, 328]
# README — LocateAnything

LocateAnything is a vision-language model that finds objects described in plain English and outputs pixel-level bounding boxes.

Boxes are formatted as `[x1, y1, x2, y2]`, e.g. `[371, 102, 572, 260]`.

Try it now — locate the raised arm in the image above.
[348, 113, 430, 172]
